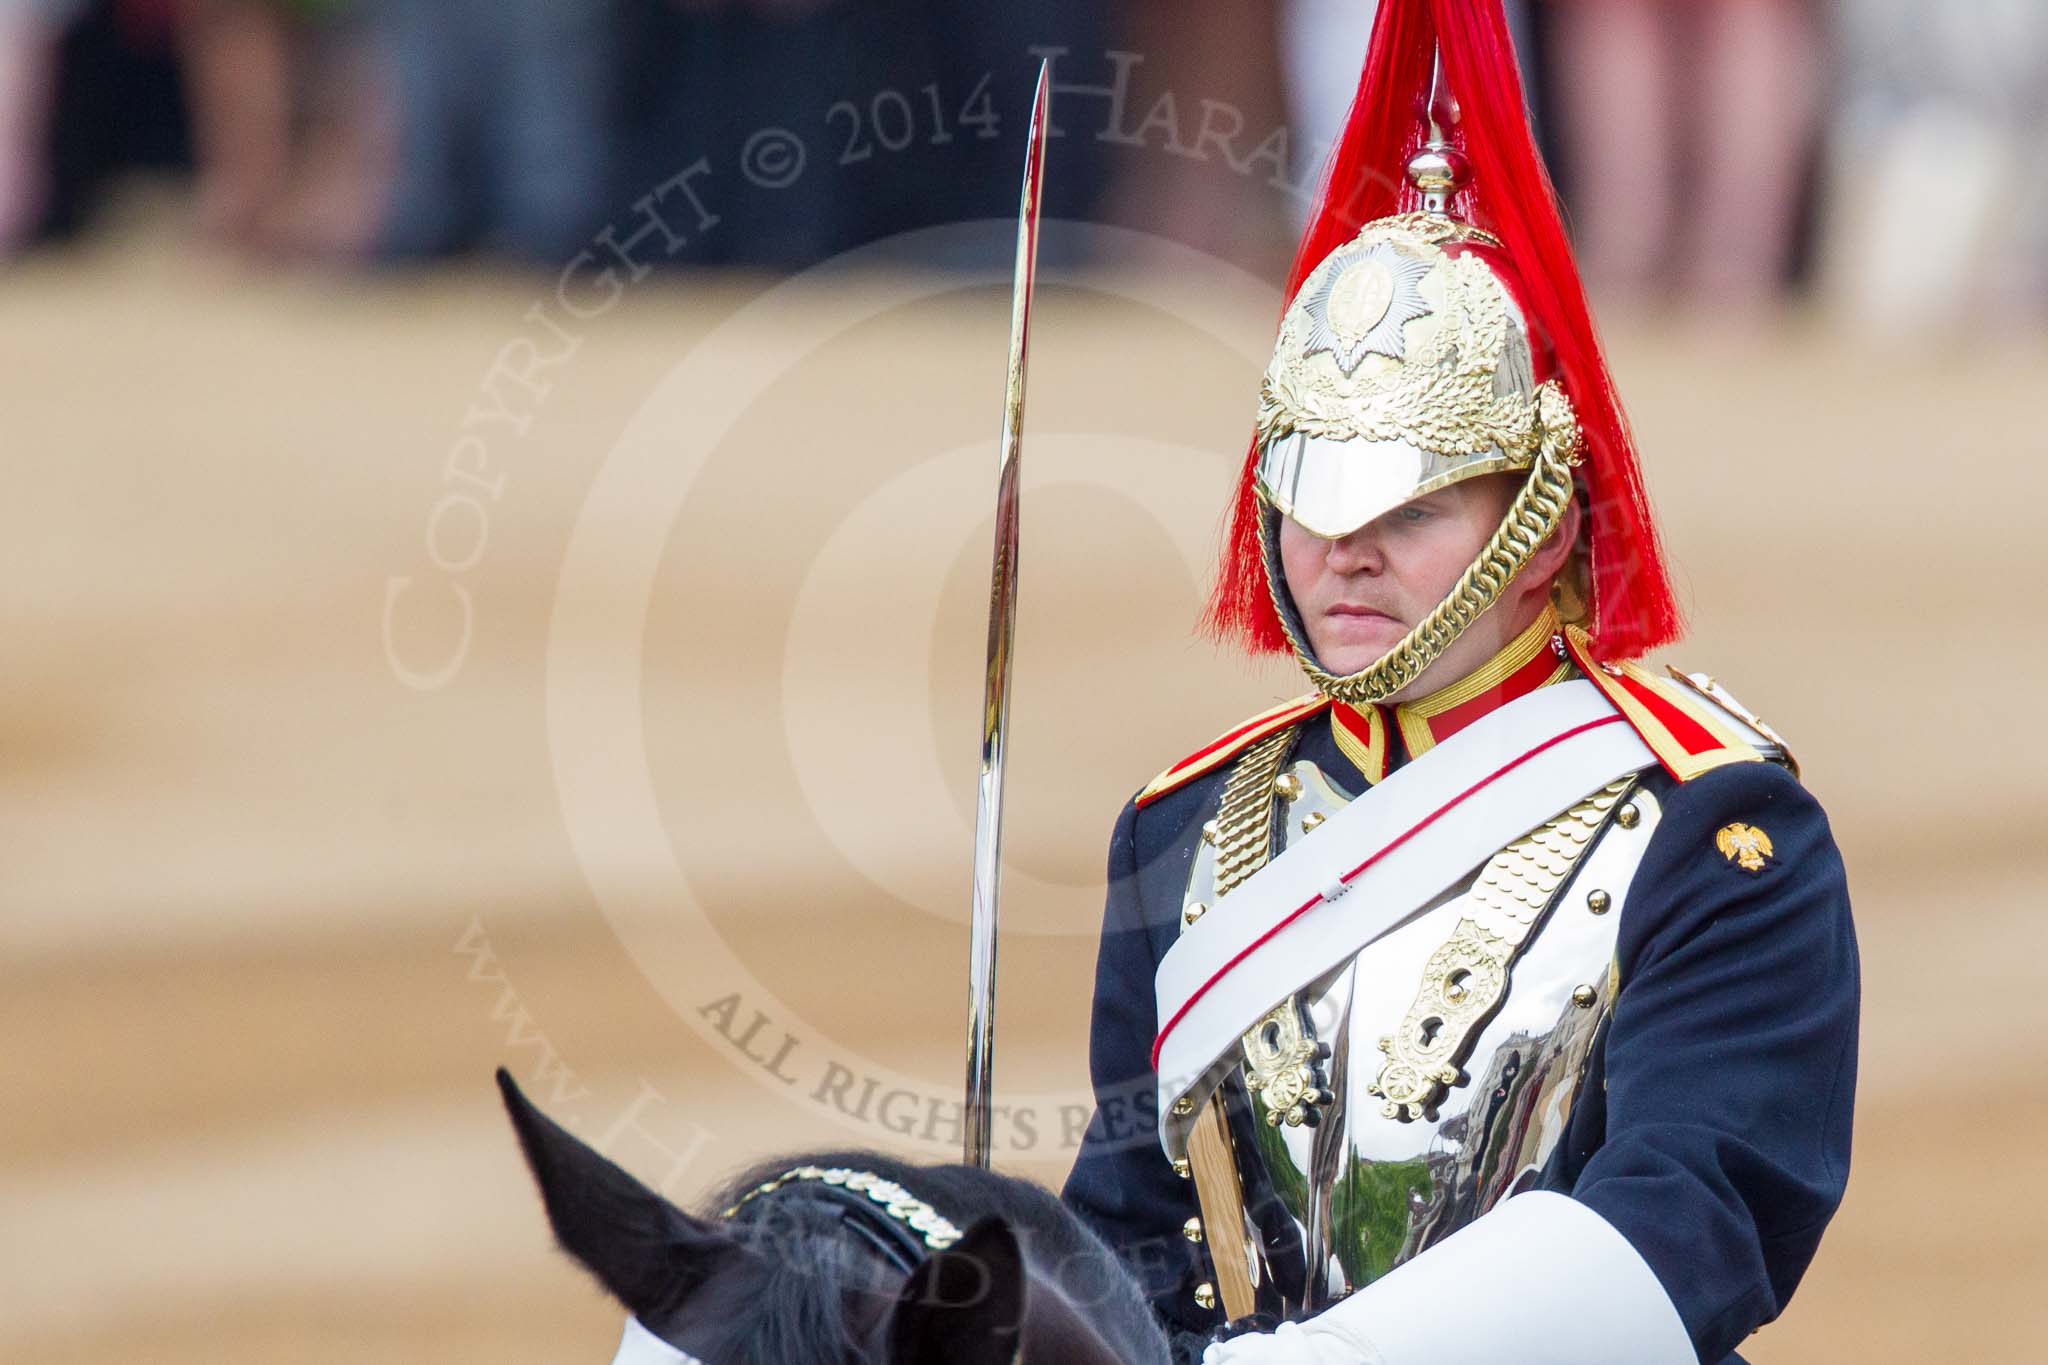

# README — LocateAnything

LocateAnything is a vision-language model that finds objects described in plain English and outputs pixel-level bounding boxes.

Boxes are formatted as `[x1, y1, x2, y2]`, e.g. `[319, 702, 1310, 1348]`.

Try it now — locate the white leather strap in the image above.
[613, 1316, 705, 1365]
[1154, 681, 1654, 1150]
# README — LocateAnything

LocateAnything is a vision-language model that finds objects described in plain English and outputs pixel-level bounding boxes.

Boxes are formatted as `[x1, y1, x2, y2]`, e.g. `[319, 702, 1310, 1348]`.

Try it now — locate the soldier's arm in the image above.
[1574, 760, 1857, 1357]
[1061, 796, 1215, 1351]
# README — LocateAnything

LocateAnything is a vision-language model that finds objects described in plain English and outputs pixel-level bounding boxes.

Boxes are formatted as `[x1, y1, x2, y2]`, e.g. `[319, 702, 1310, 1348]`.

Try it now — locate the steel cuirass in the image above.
[1176, 726, 1662, 1317]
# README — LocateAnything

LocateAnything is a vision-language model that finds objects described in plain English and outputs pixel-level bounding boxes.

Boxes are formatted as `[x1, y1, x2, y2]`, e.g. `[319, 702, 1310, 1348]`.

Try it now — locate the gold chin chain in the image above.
[1270, 408, 1582, 706]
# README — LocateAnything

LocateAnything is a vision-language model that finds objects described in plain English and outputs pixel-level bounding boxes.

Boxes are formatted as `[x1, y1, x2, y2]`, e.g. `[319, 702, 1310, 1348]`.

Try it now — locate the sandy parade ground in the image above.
[5, 207, 2047, 1362]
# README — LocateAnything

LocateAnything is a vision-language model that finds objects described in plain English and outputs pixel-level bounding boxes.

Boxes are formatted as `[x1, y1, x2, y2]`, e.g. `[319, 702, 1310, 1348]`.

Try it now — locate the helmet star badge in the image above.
[1715, 822, 1774, 873]
[1298, 240, 1435, 375]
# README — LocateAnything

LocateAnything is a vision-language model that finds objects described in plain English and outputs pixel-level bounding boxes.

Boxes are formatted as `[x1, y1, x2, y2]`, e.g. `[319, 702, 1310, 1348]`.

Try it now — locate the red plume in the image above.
[1203, 0, 1683, 662]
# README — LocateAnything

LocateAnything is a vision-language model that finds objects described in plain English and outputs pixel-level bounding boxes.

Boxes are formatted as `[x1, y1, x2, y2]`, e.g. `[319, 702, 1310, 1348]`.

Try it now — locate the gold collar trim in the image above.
[1395, 606, 1566, 758]
[1330, 703, 1390, 783]
[1401, 605, 1560, 717]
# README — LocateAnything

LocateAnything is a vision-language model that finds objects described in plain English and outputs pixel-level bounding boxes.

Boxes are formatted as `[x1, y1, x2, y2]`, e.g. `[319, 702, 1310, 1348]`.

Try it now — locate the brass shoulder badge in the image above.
[1715, 822, 1774, 873]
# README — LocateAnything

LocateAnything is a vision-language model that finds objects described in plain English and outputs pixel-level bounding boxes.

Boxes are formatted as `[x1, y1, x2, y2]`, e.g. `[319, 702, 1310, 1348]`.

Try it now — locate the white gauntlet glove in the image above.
[1203, 1317, 1384, 1365]
[1202, 1192, 1694, 1365]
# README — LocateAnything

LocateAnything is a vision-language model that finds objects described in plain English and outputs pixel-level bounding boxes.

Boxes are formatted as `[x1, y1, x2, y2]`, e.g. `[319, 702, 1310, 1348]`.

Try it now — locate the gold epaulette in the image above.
[1561, 627, 1795, 781]
[1136, 694, 1331, 809]
[1660, 667, 1800, 778]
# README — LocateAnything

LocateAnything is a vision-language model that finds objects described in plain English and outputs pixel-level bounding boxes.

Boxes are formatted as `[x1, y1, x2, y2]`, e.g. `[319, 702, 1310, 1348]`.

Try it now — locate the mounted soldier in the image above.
[1059, 4, 1857, 1363]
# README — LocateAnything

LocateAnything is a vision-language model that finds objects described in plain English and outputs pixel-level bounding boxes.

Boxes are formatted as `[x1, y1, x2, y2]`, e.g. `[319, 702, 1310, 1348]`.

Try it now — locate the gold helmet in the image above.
[1208, 3, 1681, 697]
[1252, 201, 1585, 705]
[1255, 213, 1574, 544]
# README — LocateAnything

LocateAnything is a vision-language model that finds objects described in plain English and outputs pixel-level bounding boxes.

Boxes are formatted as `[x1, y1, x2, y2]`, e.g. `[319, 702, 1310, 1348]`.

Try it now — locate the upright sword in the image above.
[963, 60, 1051, 1169]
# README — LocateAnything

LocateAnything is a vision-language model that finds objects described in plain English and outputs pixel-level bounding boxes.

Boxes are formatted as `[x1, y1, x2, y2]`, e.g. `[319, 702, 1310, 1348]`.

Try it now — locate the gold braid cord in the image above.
[1272, 409, 1583, 706]
[1185, 725, 1302, 1322]
[1210, 730, 1296, 897]
[1201, 732, 1335, 1130]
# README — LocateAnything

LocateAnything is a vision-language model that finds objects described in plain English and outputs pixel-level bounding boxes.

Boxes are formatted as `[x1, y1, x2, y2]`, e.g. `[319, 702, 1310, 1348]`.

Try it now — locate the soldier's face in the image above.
[1278, 474, 1551, 699]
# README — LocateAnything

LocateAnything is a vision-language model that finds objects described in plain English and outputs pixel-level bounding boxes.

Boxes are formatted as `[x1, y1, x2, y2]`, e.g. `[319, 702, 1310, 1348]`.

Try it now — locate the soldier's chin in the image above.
[1311, 622, 1404, 676]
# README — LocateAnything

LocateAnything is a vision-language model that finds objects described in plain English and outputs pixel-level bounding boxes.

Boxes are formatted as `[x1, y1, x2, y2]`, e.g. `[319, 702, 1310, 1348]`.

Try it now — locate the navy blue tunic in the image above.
[1060, 715, 1858, 1365]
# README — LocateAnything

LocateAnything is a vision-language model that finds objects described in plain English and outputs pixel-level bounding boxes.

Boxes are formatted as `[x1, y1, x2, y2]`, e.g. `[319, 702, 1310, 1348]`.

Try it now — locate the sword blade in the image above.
[963, 60, 1051, 1169]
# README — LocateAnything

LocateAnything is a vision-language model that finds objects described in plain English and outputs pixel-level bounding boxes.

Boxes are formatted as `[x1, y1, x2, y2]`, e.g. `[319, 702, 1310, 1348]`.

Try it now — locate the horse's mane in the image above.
[694, 1149, 1168, 1365]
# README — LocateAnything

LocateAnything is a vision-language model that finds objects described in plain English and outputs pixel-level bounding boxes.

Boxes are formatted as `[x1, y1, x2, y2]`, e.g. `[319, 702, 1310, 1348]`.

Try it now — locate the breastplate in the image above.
[1179, 731, 1661, 1316]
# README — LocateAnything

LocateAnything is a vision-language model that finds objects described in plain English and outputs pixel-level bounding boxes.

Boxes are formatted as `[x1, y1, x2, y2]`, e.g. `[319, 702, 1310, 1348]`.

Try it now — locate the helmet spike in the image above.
[1425, 46, 1459, 141]
[1407, 48, 1470, 214]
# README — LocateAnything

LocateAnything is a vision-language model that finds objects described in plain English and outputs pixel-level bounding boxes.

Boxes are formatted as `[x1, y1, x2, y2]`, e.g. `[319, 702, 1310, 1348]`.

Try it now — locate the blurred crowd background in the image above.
[8, 2, 2048, 1363]
[7, 0, 2048, 322]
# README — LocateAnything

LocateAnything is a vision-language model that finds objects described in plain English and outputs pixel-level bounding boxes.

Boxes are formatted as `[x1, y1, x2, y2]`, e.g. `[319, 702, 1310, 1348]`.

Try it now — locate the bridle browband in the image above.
[724, 1164, 966, 1272]
[614, 1166, 972, 1365]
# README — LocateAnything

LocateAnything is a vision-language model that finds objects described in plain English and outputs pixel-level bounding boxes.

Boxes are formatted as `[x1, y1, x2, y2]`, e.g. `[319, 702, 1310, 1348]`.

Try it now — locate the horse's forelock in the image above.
[668, 1198, 902, 1365]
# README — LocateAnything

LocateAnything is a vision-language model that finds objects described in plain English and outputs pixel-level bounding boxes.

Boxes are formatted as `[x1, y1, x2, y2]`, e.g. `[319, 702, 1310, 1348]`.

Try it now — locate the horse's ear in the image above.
[886, 1217, 1027, 1365]
[496, 1068, 731, 1319]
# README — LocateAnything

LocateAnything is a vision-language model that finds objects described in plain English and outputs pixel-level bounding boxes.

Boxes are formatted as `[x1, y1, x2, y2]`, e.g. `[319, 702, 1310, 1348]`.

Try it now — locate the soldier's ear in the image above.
[496, 1069, 735, 1319]
[1530, 491, 1584, 584]
[886, 1217, 1027, 1365]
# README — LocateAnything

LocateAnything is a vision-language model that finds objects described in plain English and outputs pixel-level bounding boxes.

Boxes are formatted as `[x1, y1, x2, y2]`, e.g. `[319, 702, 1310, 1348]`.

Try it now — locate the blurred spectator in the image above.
[29, 0, 1107, 270]
[1280, 0, 1378, 206]
[1280, 1, 1538, 222]
[179, 0, 385, 258]
[373, 0, 614, 263]
[1543, 0, 1821, 311]
[31, 1, 187, 244]
[1096, 0, 1290, 271]
[0, 0, 89, 254]
[1818, 0, 2048, 330]
[611, 0, 1105, 269]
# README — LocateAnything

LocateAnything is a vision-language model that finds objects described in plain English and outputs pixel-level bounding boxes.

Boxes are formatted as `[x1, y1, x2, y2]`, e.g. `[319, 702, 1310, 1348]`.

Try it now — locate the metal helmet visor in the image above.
[1255, 429, 1526, 541]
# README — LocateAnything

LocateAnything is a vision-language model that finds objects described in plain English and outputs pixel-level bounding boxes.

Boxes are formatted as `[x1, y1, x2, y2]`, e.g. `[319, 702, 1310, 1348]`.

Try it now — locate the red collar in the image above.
[1331, 609, 1570, 781]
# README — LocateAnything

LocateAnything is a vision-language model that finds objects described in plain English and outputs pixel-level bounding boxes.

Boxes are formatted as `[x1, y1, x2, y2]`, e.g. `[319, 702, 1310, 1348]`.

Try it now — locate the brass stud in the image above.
[1172, 1158, 1191, 1180]
[1182, 1216, 1204, 1244]
[1171, 1095, 1195, 1117]
[1616, 803, 1640, 829]
[1274, 773, 1304, 801]
[1586, 889, 1611, 915]
[1571, 984, 1597, 1008]
[1183, 902, 1207, 927]
[1193, 1283, 1217, 1311]
[1301, 810, 1326, 833]
[1200, 819, 1221, 845]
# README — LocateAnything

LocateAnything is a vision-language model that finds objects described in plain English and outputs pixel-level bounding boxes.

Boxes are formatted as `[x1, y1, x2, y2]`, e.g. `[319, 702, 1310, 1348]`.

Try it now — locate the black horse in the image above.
[498, 1070, 1171, 1364]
